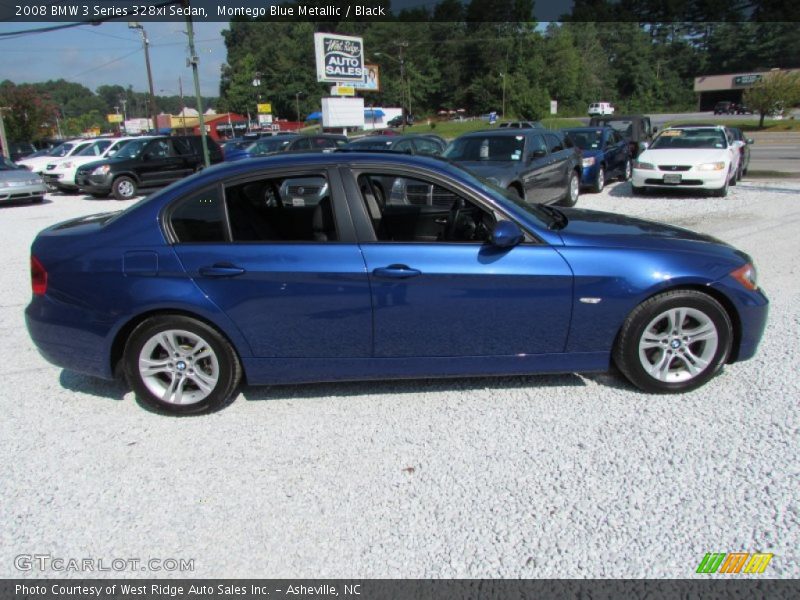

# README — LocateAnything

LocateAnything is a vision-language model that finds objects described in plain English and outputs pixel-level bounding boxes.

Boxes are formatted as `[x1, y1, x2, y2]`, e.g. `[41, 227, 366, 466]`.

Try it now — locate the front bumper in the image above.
[580, 164, 600, 186]
[0, 181, 46, 203]
[43, 168, 79, 190]
[631, 167, 728, 189]
[76, 171, 114, 194]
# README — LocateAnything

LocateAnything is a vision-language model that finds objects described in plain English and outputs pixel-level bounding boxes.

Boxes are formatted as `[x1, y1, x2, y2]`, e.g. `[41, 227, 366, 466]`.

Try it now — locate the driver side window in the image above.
[357, 174, 496, 243]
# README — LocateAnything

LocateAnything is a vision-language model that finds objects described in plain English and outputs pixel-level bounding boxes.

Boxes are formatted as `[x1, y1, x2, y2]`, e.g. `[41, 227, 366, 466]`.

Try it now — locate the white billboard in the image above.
[314, 32, 365, 84]
[321, 97, 364, 128]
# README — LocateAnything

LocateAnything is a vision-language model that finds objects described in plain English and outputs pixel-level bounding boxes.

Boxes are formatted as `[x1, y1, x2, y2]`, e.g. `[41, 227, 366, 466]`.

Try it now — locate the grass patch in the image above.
[404, 117, 583, 139]
[663, 118, 800, 132]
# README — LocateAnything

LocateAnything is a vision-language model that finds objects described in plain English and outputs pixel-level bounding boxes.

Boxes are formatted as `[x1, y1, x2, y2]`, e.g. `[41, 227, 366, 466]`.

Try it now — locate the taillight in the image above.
[31, 256, 47, 296]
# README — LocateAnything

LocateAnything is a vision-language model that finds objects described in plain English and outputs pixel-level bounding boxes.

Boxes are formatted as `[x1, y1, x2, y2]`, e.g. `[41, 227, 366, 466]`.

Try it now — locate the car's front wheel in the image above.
[592, 166, 605, 193]
[710, 170, 730, 197]
[124, 315, 241, 414]
[560, 171, 580, 206]
[112, 176, 137, 200]
[622, 159, 632, 181]
[613, 290, 732, 393]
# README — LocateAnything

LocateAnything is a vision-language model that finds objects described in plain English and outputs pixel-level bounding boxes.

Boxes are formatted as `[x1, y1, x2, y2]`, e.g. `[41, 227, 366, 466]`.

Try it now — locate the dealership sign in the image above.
[314, 33, 365, 83]
[733, 74, 762, 87]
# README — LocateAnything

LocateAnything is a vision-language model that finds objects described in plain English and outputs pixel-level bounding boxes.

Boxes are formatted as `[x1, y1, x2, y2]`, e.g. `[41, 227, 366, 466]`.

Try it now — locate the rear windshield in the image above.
[443, 135, 525, 161]
[565, 130, 603, 150]
[345, 139, 395, 151]
[650, 128, 727, 150]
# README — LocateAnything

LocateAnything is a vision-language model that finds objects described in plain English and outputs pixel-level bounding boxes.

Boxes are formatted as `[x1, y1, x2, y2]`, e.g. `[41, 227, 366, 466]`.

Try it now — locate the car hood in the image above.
[0, 169, 42, 183]
[580, 148, 604, 158]
[455, 161, 519, 184]
[17, 156, 58, 171]
[638, 148, 727, 165]
[556, 207, 736, 251]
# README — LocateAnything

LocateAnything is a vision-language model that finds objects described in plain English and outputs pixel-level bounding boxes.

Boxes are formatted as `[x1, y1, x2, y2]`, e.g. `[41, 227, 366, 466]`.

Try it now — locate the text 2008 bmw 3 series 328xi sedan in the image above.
[25, 153, 768, 414]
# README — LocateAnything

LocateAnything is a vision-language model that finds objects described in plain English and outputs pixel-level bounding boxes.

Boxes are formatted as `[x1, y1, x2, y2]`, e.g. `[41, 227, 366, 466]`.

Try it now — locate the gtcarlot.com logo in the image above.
[696, 552, 773, 574]
[14, 554, 194, 573]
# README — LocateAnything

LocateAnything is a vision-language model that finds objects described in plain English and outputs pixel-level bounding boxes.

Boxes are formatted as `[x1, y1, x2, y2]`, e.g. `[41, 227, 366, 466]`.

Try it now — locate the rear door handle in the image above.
[372, 264, 422, 279]
[198, 263, 246, 278]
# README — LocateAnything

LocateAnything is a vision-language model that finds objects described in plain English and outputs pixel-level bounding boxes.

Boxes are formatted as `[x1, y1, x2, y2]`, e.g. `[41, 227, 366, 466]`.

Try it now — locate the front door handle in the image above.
[372, 264, 422, 279]
[198, 263, 246, 278]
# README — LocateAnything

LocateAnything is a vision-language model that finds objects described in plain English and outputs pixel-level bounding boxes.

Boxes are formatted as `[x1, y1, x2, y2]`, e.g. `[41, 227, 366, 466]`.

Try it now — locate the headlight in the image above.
[731, 263, 758, 290]
[697, 162, 726, 171]
[62, 161, 73, 169]
[582, 157, 596, 167]
[633, 160, 655, 170]
[91, 165, 110, 176]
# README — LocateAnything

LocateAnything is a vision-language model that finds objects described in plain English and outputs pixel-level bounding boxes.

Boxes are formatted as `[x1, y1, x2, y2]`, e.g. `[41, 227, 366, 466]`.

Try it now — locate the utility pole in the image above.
[128, 22, 158, 132]
[295, 91, 302, 123]
[0, 107, 10, 160]
[397, 41, 408, 132]
[183, 0, 209, 167]
[179, 77, 187, 133]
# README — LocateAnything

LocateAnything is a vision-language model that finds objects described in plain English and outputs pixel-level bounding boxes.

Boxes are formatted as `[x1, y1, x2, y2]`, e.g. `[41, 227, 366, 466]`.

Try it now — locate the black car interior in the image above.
[358, 174, 495, 243]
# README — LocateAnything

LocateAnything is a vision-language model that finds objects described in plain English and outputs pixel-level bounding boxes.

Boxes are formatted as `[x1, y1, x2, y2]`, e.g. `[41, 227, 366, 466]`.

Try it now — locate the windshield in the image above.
[565, 130, 603, 150]
[443, 135, 525, 162]
[248, 138, 291, 155]
[599, 120, 633, 136]
[77, 140, 112, 157]
[650, 128, 728, 150]
[1, 157, 21, 170]
[113, 139, 151, 159]
[223, 140, 248, 153]
[48, 143, 74, 157]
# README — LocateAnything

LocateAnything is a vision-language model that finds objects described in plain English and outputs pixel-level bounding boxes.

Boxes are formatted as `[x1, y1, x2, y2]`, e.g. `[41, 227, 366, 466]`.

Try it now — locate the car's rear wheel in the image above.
[124, 315, 241, 414]
[592, 166, 605, 193]
[559, 171, 579, 207]
[613, 290, 732, 393]
[112, 176, 137, 200]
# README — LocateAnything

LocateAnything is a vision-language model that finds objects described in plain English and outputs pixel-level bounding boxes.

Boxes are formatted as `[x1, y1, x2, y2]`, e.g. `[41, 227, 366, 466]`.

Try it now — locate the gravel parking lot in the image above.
[1, 178, 798, 579]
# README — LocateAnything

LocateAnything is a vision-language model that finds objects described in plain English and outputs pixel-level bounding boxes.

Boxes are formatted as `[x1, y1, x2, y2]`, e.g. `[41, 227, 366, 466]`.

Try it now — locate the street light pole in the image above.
[128, 22, 157, 132]
[183, 0, 209, 167]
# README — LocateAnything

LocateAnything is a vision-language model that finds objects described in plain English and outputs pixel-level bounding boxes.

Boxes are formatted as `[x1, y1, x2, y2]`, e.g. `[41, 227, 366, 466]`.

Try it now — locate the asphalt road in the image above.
[1, 181, 798, 578]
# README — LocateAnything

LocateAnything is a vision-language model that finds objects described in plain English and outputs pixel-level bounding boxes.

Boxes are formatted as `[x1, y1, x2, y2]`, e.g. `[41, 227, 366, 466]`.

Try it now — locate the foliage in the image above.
[0, 81, 57, 141]
[744, 71, 800, 127]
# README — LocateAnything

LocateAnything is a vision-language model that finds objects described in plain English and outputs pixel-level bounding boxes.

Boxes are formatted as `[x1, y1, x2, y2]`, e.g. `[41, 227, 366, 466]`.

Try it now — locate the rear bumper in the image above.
[26, 296, 114, 379]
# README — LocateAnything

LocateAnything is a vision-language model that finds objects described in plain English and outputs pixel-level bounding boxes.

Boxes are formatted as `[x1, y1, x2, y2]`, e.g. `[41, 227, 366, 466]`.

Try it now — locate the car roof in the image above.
[563, 126, 612, 132]
[665, 124, 725, 129]
[458, 129, 546, 137]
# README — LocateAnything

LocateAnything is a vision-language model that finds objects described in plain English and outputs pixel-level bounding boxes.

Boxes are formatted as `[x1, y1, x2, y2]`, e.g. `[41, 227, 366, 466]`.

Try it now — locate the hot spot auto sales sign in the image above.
[314, 33, 365, 83]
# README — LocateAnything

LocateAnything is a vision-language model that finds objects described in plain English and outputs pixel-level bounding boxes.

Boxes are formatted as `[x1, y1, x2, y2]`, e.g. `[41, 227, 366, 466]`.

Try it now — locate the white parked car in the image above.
[16, 139, 93, 174]
[42, 137, 147, 193]
[631, 125, 740, 197]
[588, 102, 614, 116]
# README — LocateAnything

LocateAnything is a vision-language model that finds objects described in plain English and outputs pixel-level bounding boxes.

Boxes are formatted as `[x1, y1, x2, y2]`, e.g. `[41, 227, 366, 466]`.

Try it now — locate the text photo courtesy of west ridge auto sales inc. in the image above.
[0, 1, 799, 598]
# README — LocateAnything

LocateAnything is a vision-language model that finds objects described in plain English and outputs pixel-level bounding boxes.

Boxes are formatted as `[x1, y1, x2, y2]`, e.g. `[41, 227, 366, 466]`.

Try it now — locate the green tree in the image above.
[744, 71, 800, 127]
[0, 81, 57, 142]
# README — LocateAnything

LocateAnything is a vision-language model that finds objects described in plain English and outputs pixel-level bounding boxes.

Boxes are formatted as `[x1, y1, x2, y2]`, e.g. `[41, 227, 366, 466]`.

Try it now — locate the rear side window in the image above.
[170, 187, 226, 243]
[172, 138, 194, 156]
[545, 134, 563, 153]
[413, 138, 442, 156]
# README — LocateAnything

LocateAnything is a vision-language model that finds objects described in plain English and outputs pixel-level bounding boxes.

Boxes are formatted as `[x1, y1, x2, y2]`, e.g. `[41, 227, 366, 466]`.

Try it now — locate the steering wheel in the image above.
[444, 198, 465, 241]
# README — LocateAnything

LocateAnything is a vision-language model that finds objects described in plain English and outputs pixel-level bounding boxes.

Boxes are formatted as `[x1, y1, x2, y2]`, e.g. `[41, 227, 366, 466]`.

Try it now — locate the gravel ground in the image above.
[1, 179, 798, 579]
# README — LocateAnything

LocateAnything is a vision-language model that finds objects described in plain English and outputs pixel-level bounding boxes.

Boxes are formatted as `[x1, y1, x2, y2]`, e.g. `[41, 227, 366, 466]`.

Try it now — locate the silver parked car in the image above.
[0, 157, 46, 205]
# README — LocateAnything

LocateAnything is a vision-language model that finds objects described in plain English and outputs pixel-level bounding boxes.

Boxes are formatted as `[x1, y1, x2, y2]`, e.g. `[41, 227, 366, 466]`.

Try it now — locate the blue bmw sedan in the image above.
[563, 127, 632, 192]
[26, 153, 768, 413]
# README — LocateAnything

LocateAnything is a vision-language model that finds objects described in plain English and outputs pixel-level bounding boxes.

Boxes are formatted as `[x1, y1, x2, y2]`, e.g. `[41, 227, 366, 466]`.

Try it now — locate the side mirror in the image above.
[652, 127, 658, 134]
[746, 138, 754, 145]
[528, 149, 547, 161]
[491, 220, 524, 248]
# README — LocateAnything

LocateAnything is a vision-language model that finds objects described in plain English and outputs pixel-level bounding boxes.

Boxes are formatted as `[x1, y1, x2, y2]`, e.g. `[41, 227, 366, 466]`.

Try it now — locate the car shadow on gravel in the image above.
[242, 372, 587, 403]
[0, 198, 54, 208]
[59, 370, 128, 401]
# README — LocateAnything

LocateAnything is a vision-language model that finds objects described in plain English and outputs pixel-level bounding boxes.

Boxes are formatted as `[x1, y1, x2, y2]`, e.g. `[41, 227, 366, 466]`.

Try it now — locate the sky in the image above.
[0, 21, 228, 97]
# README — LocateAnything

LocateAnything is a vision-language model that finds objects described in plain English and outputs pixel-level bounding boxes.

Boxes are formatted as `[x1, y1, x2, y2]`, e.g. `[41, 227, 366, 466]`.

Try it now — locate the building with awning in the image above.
[694, 68, 800, 111]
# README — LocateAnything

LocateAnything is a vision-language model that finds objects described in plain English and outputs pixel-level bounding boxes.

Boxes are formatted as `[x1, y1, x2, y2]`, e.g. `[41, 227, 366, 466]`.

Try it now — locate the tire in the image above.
[622, 159, 632, 181]
[559, 171, 580, 207]
[592, 166, 605, 193]
[613, 290, 733, 394]
[112, 176, 137, 201]
[123, 315, 242, 414]
[710, 170, 730, 197]
[729, 165, 738, 186]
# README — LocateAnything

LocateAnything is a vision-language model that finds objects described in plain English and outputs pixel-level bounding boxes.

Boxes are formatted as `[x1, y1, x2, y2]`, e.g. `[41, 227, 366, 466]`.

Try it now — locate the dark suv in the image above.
[76, 135, 223, 200]
[443, 129, 582, 206]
